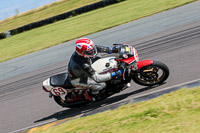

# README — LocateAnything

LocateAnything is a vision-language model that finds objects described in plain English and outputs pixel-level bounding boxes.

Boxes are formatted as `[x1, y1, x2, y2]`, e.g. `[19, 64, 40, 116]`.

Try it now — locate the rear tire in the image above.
[132, 61, 169, 86]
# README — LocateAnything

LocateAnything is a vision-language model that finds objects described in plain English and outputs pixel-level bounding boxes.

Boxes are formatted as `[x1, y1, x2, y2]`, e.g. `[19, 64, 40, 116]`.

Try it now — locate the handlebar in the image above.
[113, 44, 123, 46]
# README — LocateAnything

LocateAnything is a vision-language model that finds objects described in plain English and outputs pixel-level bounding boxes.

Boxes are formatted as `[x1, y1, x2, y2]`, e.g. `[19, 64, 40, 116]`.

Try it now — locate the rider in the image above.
[68, 38, 122, 95]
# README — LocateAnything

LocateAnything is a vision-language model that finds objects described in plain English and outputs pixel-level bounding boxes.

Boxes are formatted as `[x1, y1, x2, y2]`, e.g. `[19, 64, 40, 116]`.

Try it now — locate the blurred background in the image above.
[0, 0, 59, 21]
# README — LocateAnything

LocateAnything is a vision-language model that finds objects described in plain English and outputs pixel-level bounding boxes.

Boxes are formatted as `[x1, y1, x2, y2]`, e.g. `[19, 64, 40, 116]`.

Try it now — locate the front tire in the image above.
[132, 61, 169, 86]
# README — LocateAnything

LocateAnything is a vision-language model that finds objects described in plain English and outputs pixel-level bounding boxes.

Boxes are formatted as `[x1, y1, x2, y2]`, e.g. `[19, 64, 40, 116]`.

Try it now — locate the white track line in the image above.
[102, 78, 200, 107]
[133, 78, 200, 99]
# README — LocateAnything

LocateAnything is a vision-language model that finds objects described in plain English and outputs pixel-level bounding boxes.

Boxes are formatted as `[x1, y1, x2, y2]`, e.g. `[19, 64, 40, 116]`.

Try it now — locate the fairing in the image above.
[91, 57, 117, 73]
[137, 60, 153, 69]
[115, 45, 139, 64]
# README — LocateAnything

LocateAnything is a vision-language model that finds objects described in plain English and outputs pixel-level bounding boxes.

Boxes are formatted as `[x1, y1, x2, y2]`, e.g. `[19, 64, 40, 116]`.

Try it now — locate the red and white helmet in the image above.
[75, 38, 97, 58]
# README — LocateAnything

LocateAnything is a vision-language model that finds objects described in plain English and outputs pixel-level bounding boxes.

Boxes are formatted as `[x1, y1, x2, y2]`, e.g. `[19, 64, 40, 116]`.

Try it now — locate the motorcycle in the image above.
[42, 44, 169, 108]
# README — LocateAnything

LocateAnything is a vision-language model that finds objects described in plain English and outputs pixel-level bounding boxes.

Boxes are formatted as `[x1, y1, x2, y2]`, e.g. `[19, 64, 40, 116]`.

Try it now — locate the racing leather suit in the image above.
[68, 45, 118, 93]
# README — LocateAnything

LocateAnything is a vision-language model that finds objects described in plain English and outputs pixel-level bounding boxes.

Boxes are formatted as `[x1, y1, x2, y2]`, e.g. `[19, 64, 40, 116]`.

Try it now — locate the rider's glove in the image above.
[108, 46, 119, 54]
[110, 70, 123, 78]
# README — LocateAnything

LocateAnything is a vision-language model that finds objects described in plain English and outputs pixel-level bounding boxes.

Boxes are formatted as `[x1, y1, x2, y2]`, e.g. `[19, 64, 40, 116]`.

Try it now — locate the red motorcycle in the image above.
[42, 44, 169, 108]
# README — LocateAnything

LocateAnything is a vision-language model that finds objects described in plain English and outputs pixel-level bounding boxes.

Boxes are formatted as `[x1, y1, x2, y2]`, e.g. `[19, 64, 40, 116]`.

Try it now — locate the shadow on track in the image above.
[34, 84, 165, 123]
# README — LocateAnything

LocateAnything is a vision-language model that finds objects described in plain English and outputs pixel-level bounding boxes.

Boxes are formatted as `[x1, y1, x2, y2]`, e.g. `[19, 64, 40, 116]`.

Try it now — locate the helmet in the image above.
[75, 38, 97, 58]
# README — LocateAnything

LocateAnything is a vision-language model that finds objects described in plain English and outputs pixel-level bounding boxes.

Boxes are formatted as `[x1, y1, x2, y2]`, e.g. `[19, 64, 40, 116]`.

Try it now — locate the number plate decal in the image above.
[51, 87, 67, 96]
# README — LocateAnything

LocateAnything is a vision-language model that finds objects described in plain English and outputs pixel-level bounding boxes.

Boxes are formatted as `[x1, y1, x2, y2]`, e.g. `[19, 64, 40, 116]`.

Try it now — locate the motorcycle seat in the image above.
[50, 72, 75, 89]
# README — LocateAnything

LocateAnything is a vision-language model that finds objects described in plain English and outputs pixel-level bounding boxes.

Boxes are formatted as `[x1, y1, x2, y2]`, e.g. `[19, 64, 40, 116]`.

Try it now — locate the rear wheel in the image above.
[132, 61, 169, 86]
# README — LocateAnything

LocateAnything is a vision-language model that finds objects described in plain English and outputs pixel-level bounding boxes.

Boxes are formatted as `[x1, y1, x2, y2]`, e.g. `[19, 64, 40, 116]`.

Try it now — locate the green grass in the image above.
[0, 0, 197, 63]
[32, 86, 200, 133]
[0, 0, 101, 33]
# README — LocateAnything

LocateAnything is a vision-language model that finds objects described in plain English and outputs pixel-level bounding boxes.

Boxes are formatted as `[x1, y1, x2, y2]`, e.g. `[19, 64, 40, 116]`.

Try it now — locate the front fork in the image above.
[130, 60, 154, 77]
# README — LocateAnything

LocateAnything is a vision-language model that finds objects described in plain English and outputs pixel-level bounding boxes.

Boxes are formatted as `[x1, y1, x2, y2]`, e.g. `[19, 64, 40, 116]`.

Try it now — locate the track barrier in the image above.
[0, 0, 126, 40]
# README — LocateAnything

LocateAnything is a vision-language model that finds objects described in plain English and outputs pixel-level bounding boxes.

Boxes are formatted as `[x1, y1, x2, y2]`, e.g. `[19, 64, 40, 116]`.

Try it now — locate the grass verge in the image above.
[0, 0, 197, 63]
[31, 86, 200, 133]
[0, 0, 101, 33]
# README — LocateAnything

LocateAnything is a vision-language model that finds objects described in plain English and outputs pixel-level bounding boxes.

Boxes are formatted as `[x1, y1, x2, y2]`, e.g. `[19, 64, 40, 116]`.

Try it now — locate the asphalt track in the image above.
[0, 1, 200, 133]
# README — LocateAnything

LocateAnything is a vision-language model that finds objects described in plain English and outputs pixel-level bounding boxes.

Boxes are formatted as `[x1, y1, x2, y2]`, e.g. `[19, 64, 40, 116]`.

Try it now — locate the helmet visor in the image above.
[83, 46, 97, 57]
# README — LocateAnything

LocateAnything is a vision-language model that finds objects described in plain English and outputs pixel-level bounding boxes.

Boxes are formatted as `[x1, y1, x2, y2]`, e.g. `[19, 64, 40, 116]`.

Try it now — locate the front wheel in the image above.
[132, 61, 169, 86]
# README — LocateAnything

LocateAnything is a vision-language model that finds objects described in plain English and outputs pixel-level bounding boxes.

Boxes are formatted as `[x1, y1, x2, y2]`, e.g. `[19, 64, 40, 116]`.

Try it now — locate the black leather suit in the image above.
[68, 45, 117, 93]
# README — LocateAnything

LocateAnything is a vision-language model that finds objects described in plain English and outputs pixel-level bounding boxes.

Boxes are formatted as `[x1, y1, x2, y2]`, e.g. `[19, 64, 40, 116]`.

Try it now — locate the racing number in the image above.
[51, 87, 66, 96]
